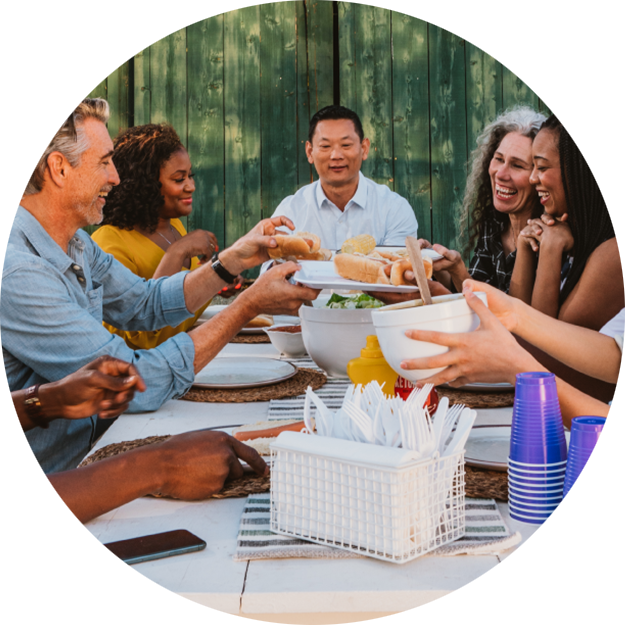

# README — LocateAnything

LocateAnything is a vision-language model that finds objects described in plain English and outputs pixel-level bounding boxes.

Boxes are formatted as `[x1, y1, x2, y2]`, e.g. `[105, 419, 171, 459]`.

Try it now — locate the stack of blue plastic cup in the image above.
[508, 372, 567, 524]
[560, 417, 624, 545]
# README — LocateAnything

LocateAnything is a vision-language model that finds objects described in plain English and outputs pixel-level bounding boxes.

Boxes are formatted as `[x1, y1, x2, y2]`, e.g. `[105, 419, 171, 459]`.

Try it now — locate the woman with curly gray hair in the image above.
[423, 106, 546, 294]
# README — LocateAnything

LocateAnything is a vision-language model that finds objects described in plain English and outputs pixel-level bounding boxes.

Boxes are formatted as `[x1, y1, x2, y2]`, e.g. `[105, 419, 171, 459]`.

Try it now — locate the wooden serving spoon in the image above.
[405, 236, 433, 305]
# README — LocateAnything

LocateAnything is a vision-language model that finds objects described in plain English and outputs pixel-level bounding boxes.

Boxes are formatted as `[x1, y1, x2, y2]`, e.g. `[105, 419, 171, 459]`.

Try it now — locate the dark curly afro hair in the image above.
[102, 124, 185, 233]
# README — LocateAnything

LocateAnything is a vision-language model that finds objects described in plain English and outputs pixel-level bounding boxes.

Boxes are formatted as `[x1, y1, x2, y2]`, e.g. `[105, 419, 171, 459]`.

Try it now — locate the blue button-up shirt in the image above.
[270, 172, 418, 250]
[1, 207, 196, 473]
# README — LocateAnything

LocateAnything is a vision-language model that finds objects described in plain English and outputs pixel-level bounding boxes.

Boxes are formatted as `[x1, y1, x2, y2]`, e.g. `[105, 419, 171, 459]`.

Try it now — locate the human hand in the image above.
[535, 214, 573, 253]
[461, 279, 521, 332]
[151, 430, 268, 500]
[169, 229, 218, 262]
[219, 216, 297, 273]
[429, 244, 466, 275]
[217, 274, 245, 298]
[398, 289, 540, 386]
[41, 356, 147, 420]
[241, 261, 320, 316]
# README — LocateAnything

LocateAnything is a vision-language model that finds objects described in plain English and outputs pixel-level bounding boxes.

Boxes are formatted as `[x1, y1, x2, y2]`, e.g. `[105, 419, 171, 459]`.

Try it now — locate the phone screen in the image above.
[104, 529, 206, 565]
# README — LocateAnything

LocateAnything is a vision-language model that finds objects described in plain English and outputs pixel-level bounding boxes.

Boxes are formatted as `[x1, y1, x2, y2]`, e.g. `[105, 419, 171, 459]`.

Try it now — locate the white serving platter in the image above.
[193, 357, 297, 389]
[293, 261, 419, 293]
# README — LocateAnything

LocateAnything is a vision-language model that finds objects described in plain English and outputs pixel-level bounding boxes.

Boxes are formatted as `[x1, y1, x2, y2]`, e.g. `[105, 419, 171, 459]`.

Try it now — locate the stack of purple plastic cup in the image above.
[560, 417, 624, 545]
[508, 372, 567, 524]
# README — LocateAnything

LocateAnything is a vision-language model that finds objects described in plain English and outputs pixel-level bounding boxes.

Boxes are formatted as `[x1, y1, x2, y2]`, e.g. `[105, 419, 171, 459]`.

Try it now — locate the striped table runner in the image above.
[268, 357, 350, 421]
[234, 495, 521, 561]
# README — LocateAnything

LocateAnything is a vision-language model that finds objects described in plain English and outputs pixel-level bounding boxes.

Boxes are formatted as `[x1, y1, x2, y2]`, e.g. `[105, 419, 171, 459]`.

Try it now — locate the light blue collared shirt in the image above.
[1, 207, 196, 473]
[270, 172, 418, 250]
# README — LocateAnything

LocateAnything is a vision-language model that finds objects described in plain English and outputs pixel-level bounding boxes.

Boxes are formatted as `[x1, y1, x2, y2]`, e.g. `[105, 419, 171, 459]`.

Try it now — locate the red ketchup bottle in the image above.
[394, 376, 439, 415]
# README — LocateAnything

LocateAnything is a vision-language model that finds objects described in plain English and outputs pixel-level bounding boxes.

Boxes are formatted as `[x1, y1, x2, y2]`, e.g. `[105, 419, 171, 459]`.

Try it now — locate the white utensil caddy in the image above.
[270, 432, 465, 564]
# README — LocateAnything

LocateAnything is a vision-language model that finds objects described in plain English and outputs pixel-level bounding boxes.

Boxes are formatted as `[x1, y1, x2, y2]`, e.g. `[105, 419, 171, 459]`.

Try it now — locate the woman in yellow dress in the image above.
[92, 123, 219, 349]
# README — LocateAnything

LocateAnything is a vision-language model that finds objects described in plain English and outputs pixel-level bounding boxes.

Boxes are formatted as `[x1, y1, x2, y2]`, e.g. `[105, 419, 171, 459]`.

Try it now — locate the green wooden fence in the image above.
[88, 1, 549, 256]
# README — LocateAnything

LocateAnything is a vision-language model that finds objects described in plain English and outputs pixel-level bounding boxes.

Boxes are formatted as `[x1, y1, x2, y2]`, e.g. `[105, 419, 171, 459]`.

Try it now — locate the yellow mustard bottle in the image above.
[346, 335, 398, 398]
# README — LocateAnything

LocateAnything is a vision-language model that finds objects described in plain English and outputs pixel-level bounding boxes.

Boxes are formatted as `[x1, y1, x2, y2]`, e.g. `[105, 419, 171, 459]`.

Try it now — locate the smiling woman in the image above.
[91, 124, 219, 349]
[420, 106, 546, 294]
[510, 115, 623, 331]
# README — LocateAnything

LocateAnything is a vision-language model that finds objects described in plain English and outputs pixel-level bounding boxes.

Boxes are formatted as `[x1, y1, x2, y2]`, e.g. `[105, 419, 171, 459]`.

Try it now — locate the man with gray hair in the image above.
[2, 98, 319, 473]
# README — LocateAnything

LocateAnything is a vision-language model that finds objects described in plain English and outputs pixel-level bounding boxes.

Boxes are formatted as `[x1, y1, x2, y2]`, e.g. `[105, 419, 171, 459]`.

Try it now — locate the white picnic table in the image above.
[0, 344, 623, 625]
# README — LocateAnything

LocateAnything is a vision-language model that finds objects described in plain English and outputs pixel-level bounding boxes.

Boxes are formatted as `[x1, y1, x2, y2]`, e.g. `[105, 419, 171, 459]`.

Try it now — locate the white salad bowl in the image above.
[371, 292, 487, 382]
[299, 296, 378, 378]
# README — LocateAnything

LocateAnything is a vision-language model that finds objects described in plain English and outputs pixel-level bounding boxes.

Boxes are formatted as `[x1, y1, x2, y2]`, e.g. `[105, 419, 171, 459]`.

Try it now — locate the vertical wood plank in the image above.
[353, 4, 393, 186]
[588, 0, 608, 111]
[149, 28, 188, 145]
[56, 0, 71, 95]
[69, 0, 82, 98]
[465, 43, 502, 152]
[296, 0, 313, 186]
[34, 0, 46, 95]
[391, 11, 431, 241]
[260, 2, 298, 217]
[13, 0, 36, 103]
[606, 0, 623, 130]
[501, 0, 540, 108]
[338, 1, 357, 111]
[562, 0, 588, 104]
[134, 47, 151, 127]
[224, 6, 262, 253]
[538, 0, 551, 112]
[81, 0, 106, 98]
[187, 15, 226, 246]
[106, 62, 130, 139]
[306, 0, 334, 114]
[429, 25, 468, 251]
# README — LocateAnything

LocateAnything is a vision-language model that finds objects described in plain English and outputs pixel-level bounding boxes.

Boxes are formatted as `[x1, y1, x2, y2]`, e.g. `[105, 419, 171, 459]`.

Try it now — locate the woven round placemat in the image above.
[78, 435, 270, 499]
[438, 387, 514, 409]
[465, 465, 508, 502]
[182, 367, 326, 403]
[229, 333, 270, 344]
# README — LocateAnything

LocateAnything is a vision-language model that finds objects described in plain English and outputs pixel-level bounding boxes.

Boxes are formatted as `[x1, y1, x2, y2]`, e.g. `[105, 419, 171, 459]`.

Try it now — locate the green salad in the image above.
[325, 293, 384, 309]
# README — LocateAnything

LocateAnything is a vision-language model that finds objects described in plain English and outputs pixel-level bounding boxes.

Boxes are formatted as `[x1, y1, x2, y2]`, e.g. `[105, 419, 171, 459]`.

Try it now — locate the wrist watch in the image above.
[24, 384, 50, 429]
[210, 252, 237, 285]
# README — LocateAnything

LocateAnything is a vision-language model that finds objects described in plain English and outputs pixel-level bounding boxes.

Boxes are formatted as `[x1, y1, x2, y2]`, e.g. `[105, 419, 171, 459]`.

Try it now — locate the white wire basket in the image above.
[270, 432, 465, 564]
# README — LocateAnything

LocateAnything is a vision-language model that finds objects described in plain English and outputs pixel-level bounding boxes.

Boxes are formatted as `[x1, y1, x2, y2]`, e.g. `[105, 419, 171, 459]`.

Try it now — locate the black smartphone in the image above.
[104, 529, 206, 565]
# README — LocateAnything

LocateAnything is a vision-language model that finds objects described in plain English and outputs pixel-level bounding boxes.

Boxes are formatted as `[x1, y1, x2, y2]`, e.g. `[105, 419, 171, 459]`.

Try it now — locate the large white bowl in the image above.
[298, 301, 375, 378]
[371, 292, 487, 382]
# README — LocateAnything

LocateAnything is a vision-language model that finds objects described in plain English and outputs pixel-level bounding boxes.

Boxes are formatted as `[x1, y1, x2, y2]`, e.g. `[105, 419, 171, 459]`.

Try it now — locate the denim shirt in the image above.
[1, 207, 196, 473]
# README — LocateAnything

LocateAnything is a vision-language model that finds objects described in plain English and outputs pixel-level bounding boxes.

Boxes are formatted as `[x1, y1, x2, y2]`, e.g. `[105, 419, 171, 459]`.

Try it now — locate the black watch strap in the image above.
[210, 252, 237, 284]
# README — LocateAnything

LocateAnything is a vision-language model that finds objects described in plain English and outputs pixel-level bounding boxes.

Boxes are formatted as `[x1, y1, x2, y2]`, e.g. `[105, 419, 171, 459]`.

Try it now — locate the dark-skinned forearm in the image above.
[48, 446, 165, 523]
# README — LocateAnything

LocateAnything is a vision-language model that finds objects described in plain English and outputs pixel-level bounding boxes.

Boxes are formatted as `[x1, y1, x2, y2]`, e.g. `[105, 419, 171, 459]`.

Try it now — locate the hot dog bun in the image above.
[232, 419, 310, 441]
[334, 253, 391, 285]
[268, 231, 321, 259]
[390, 257, 433, 286]
[245, 314, 274, 328]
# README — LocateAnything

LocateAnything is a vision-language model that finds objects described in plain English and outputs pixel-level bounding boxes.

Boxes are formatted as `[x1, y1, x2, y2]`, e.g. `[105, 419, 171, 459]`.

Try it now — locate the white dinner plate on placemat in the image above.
[193, 357, 297, 389]
[440, 381, 514, 392]
[465, 425, 570, 471]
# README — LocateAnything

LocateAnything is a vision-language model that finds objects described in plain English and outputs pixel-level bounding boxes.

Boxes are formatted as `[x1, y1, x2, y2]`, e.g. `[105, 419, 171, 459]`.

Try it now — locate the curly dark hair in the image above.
[460, 106, 546, 256]
[101, 124, 185, 232]
[540, 116, 615, 304]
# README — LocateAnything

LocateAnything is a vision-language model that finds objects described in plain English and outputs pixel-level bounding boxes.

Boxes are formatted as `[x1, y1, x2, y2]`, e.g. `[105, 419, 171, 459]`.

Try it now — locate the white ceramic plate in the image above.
[193, 357, 297, 389]
[294, 261, 419, 293]
[465, 425, 570, 471]
[375, 246, 444, 261]
[440, 381, 514, 392]
[198, 307, 298, 334]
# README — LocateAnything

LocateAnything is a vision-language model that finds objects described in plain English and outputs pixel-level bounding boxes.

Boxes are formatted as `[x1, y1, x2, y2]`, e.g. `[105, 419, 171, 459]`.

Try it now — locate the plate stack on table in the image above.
[560, 417, 623, 546]
[507, 373, 568, 524]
